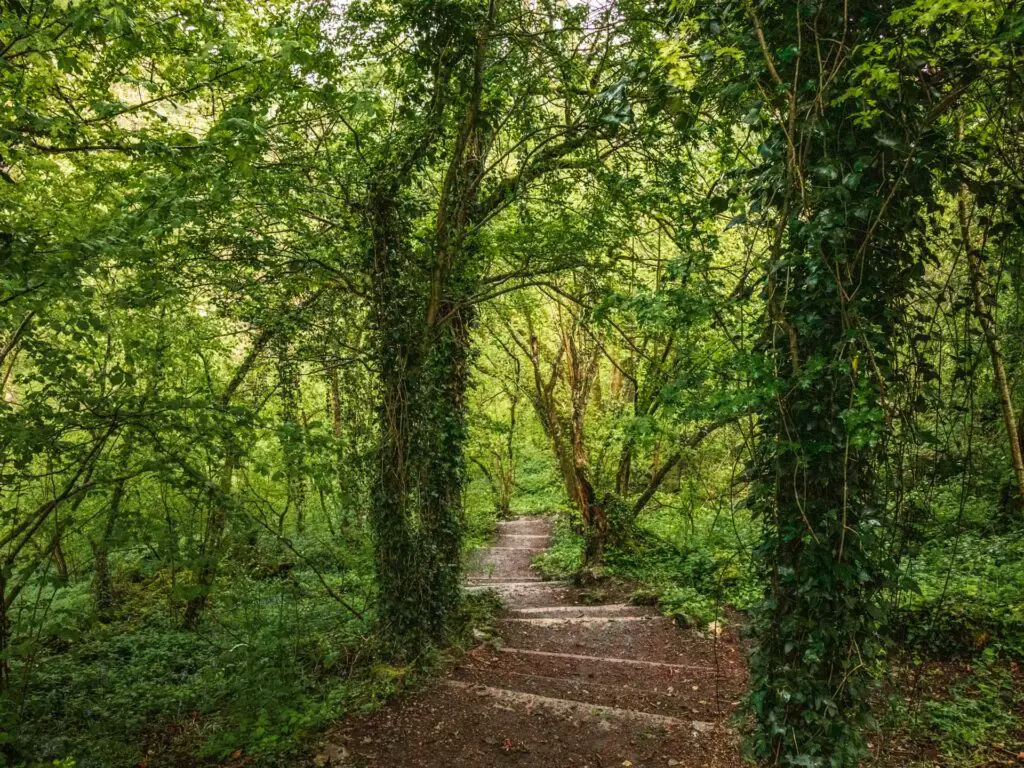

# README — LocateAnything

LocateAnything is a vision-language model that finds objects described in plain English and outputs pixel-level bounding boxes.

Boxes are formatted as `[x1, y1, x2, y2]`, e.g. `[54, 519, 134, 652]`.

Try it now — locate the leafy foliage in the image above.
[2, 0, 1024, 765]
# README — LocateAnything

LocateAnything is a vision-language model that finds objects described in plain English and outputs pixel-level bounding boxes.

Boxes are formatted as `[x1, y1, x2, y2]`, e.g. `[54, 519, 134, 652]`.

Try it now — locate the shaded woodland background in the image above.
[1, 0, 1024, 766]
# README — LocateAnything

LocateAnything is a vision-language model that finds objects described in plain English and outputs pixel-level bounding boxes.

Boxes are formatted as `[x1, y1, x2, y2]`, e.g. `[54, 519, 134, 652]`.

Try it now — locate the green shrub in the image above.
[602, 508, 761, 615]
[531, 513, 583, 579]
[876, 650, 1023, 765]
[659, 585, 719, 627]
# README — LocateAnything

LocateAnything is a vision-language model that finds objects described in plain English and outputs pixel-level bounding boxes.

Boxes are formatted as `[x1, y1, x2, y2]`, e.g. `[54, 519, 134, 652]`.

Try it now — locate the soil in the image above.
[320, 518, 747, 767]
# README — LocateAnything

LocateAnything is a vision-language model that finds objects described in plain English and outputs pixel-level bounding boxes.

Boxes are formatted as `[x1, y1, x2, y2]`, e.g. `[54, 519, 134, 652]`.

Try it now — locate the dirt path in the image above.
[324, 518, 746, 767]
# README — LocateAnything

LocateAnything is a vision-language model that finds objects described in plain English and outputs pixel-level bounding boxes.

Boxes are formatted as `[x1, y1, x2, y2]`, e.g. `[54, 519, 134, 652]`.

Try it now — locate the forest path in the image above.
[323, 518, 745, 767]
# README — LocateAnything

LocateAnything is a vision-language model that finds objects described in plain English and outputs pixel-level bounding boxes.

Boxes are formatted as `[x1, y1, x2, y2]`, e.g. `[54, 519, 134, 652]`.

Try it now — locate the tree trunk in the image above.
[960, 186, 1024, 506]
[0, 573, 9, 693]
[571, 356, 620, 563]
[51, 538, 69, 583]
[498, 388, 518, 518]
[615, 439, 633, 496]
[364, 0, 500, 656]
[520, 320, 606, 564]
[741, 3, 940, 762]
[417, 303, 471, 632]
[0, 310, 33, 370]
[92, 475, 127, 617]
[329, 365, 344, 440]
[568, 354, 605, 565]
[329, 351, 367, 528]
[182, 451, 235, 630]
[276, 339, 307, 533]
[368, 321, 469, 651]
[92, 542, 111, 616]
[366, 193, 469, 654]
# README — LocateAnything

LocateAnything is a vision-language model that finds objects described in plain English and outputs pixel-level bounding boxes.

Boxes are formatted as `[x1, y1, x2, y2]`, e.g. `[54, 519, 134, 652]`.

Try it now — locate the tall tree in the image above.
[336, 0, 649, 652]
[669, 0, 1001, 762]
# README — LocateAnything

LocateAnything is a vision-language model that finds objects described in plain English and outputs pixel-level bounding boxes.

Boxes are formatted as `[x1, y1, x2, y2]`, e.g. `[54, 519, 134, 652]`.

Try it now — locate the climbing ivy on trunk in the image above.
[674, 0, 977, 763]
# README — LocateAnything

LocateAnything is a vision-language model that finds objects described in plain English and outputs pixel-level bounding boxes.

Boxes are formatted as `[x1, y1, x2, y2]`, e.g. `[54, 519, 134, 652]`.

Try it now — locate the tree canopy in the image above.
[2, 0, 1024, 766]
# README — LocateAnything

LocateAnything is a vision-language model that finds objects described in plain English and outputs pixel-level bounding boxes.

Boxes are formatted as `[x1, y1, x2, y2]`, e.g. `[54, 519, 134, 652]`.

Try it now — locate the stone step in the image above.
[473, 584, 577, 608]
[467, 573, 541, 582]
[472, 546, 542, 567]
[506, 603, 655, 619]
[472, 556, 541, 570]
[443, 680, 723, 733]
[467, 564, 544, 575]
[451, 659, 732, 721]
[496, 519, 553, 534]
[467, 570, 542, 581]
[491, 529, 551, 538]
[460, 646, 744, 710]
[463, 581, 574, 608]
[494, 539, 550, 548]
[496, 647, 720, 673]
[497, 536, 552, 544]
[495, 615, 746, 667]
[328, 676, 743, 767]
[502, 615, 664, 626]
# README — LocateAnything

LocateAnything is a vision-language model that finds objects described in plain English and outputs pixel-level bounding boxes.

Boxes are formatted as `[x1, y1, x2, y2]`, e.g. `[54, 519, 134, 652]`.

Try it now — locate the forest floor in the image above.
[319, 518, 748, 767]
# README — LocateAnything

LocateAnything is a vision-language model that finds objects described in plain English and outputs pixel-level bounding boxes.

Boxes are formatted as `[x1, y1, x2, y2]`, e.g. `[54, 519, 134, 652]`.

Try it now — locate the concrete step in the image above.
[467, 569, 543, 581]
[463, 581, 575, 609]
[467, 572, 541, 582]
[471, 545, 543, 571]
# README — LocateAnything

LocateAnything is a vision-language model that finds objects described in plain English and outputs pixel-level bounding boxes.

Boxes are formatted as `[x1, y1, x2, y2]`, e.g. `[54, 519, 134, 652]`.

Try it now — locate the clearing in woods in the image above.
[325, 518, 747, 767]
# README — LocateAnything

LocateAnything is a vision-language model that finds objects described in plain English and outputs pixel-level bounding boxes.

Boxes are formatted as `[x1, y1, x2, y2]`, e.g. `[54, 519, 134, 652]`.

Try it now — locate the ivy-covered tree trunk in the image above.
[366, 194, 419, 650]
[366, 202, 469, 653]
[416, 303, 473, 635]
[363, 0, 496, 656]
[368, 357, 468, 652]
[735, 0, 952, 763]
[750, 265, 888, 766]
